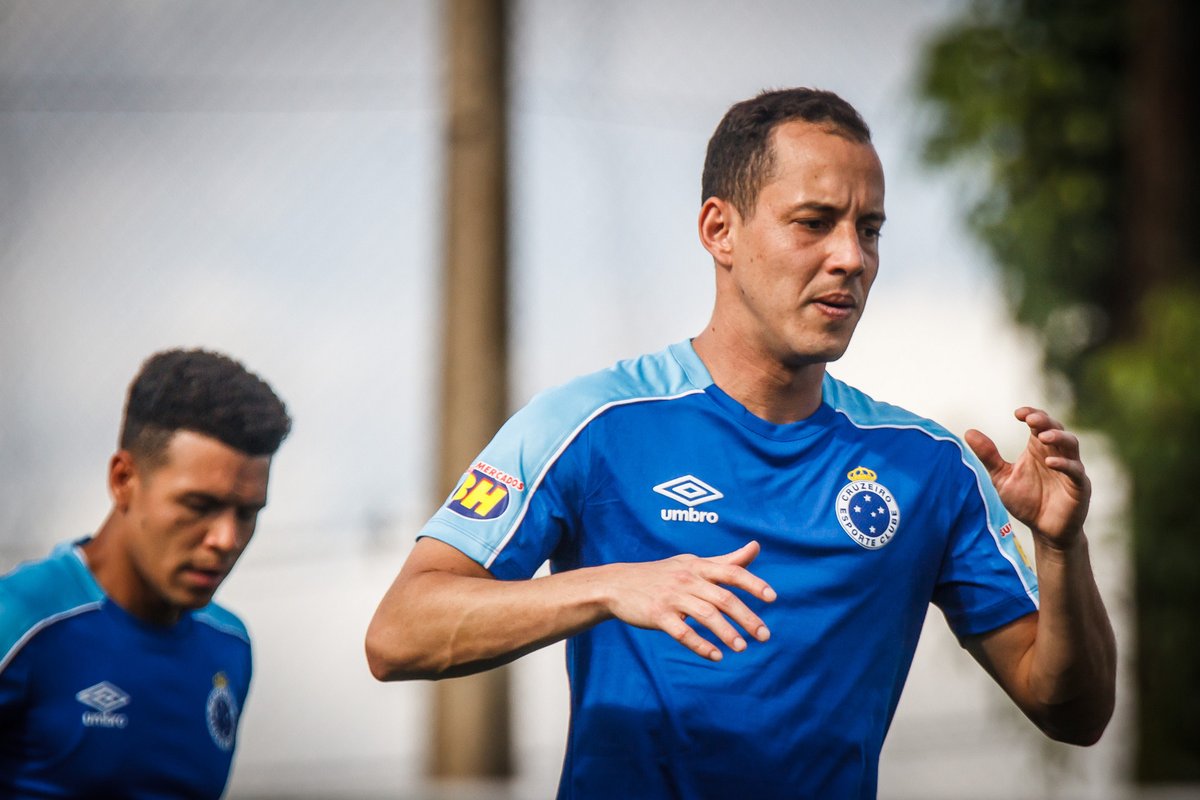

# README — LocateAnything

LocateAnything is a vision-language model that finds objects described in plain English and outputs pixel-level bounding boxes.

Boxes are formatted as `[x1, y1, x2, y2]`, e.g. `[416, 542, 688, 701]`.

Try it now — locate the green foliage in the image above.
[920, 0, 1125, 383]
[919, 0, 1200, 783]
[1085, 286, 1200, 780]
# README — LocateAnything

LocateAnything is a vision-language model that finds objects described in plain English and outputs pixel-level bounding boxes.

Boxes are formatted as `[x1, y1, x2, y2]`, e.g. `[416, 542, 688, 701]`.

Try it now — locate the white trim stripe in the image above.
[828, 408, 1040, 607]
[0, 601, 103, 674]
[483, 389, 706, 569]
[195, 613, 252, 646]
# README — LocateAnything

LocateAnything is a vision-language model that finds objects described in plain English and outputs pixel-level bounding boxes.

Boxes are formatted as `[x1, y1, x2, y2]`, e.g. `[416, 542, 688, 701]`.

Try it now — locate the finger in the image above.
[1036, 428, 1081, 460]
[689, 578, 771, 642]
[700, 557, 777, 604]
[1044, 455, 1088, 486]
[710, 540, 760, 568]
[678, 596, 751, 652]
[659, 613, 723, 662]
[1017, 406, 1065, 434]
[964, 428, 1007, 478]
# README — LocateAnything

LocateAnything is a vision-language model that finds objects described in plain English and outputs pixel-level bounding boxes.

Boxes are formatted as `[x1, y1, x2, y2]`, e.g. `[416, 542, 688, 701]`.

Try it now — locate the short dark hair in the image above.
[120, 348, 291, 464]
[701, 88, 872, 219]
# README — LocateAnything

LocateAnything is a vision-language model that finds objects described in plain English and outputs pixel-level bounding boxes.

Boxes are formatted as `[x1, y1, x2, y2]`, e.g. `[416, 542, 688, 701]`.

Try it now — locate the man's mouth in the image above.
[811, 292, 859, 317]
[182, 566, 226, 590]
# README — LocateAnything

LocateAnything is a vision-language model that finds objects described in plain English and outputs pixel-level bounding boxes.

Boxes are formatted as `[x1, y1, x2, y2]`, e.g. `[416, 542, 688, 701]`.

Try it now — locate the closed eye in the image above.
[181, 496, 218, 516]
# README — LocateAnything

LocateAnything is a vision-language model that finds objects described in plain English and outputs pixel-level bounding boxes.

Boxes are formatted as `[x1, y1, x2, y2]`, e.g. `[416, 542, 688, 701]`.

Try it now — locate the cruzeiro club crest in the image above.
[836, 466, 900, 550]
[206, 672, 238, 752]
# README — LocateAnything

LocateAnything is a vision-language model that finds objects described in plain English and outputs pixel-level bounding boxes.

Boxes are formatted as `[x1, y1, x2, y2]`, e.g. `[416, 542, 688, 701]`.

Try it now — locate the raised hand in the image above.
[965, 407, 1091, 547]
[598, 540, 777, 661]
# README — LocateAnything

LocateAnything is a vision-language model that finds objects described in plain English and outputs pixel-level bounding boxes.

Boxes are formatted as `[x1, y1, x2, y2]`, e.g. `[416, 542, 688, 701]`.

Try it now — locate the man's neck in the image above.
[691, 329, 827, 424]
[82, 516, 181, 626]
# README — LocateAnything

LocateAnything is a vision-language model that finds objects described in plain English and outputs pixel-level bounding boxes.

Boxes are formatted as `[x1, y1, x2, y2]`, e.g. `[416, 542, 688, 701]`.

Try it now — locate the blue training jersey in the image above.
[421, 340, 1039, 800]
[0, 539, 252, 799]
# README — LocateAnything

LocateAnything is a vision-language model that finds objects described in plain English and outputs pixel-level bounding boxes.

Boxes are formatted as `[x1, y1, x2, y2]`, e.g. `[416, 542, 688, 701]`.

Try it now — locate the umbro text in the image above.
[82, 711, 128, 728]
[660, 508, 719, 524]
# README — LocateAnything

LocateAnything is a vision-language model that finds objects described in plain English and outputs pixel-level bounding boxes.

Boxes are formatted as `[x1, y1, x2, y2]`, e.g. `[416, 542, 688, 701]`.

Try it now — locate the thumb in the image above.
[711, 540, 761, 568]
[964, 428, 1007, 479]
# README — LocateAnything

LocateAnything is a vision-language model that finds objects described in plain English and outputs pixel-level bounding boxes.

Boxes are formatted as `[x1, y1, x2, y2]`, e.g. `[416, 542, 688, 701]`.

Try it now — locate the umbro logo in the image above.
[76, 681, 130, 729]
[654, 475, 722, 524]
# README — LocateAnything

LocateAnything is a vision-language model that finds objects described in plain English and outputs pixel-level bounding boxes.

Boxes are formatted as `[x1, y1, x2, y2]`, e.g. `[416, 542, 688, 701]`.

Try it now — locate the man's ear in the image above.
[109, 451, 138, 511]
[698, 197, 738, 268]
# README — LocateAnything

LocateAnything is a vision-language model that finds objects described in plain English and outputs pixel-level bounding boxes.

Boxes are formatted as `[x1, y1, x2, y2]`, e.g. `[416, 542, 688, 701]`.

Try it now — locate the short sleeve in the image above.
[932, 455, 1040, 639]
[417, 393, 590, 580]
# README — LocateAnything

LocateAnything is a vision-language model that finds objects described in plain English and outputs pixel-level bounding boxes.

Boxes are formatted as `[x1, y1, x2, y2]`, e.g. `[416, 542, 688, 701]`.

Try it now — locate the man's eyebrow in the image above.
[782, 201, 887, 223]
[180, 491, 221, 503]
[784, 201, 838, 215]
[178, 490, 266, 511]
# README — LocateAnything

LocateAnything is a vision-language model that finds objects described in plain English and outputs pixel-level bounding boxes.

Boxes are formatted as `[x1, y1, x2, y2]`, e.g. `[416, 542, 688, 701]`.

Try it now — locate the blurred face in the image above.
[111, 430, 271, 623]
[718, 121, 886, 366]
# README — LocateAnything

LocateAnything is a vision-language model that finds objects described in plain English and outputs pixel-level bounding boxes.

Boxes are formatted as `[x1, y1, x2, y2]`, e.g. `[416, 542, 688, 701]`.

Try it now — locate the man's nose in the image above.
[205, 510, 241, 554]
[826, 222, 866, 276]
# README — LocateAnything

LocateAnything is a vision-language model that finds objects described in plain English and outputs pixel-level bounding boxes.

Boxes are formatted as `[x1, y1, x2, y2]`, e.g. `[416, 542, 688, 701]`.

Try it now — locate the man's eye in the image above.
[183, 499, 216, 515]
[861, 226, 882, 240]
[795, 219, 827, 231]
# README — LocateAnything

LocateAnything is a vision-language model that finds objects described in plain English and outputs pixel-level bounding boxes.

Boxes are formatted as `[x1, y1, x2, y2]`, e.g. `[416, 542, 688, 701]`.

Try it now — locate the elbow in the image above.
[364, 627, 403, 682]
[364, 620, 431, 682]
[1037, 688, 1116, 747]
[1044, 720, 1109, 747]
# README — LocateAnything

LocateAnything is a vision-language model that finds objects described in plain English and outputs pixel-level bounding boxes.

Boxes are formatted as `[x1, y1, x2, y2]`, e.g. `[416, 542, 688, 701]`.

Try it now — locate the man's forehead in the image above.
[768, 120, 881, 165]
[151, 430, 271, 486]
[761, 122, 885, 204]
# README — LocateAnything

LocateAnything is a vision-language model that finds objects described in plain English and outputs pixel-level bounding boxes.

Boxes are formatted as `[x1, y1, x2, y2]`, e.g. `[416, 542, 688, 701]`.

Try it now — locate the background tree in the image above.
[918, 0, 1199, 783]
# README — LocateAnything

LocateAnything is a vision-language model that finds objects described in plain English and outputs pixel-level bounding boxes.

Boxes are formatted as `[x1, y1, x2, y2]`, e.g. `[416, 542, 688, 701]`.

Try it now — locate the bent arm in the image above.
[964, 407, 1116, 745]
[365, 537, 776, 681]
[965, 531, 1116, 745]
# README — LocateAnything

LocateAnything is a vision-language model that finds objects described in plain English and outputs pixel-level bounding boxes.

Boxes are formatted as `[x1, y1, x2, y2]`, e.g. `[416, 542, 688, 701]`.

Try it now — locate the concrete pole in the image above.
[432, 0, 513, 780]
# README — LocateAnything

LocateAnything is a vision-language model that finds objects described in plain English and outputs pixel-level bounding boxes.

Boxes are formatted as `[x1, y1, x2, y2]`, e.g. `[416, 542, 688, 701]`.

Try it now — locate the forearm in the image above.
[365, 562, 614, 681]
[1025, 529, 1116, 743]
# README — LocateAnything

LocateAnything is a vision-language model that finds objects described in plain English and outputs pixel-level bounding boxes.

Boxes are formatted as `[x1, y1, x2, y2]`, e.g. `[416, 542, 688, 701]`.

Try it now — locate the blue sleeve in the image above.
[418, 394, 589, 580]
[932, 457, 1040, 638]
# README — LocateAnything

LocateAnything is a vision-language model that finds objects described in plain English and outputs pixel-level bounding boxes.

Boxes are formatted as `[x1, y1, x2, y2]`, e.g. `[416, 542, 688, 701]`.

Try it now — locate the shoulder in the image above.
[193, 603, 252, 648]
[822, 373, 957, 441]
[0, 542, 105, 672]
[823, 372, 1008, 510]
[820, 371, 969, 465]
[822, 373, 990, 486]
[521, 341, 709, 427]
[494, 341, 710, 458]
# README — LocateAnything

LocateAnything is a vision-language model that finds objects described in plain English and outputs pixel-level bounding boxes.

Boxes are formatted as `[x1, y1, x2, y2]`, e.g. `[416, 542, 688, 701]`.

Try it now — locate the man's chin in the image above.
[170, 585, 221, 611]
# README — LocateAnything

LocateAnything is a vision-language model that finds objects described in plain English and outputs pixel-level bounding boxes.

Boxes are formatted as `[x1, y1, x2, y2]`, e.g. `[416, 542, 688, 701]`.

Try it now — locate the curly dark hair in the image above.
[701, 88, 872, 219]
[119, 348, 291, 463]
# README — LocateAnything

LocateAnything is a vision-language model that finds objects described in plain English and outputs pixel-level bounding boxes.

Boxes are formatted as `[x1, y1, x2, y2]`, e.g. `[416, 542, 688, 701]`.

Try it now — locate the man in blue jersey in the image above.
[0, 348, 290, 798]
[366, 88, 1116, 798]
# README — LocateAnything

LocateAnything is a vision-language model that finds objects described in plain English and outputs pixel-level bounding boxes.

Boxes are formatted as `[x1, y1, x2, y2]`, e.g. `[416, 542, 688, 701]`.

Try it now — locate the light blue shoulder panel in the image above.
[421, 341, 712, 569]
[194, 603, 252, 646]
[822, 372, 1039, 604]
[0, 542, 104, 673]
